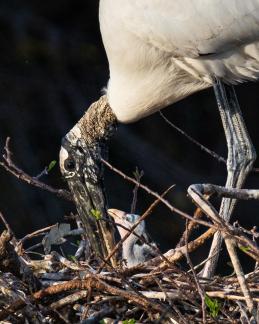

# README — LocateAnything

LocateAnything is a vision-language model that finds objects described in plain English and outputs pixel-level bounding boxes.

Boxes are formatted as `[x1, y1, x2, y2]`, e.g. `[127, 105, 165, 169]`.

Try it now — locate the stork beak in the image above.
[108, 208, 133, 239]
[107, 208, 126, 221]
[59, 125, 115, 260]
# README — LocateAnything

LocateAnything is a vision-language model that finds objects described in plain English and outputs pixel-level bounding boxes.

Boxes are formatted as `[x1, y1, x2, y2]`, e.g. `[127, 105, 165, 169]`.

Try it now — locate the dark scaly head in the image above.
[59, 96, 117, 263]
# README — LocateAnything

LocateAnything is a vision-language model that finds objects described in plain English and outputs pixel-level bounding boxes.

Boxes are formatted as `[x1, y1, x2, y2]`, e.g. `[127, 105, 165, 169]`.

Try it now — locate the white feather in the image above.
[99, 0, 259, 122]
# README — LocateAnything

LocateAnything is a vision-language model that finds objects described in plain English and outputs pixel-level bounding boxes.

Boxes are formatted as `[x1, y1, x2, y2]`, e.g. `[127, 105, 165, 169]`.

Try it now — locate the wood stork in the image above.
[108, 209, 157, 267]
[59, 0, 259, 276]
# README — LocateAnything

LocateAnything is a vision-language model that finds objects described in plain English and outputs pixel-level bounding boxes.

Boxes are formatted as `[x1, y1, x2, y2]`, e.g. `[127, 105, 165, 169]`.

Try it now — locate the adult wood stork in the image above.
[108, 209, 157, 267]
[59, 0, 259, 276]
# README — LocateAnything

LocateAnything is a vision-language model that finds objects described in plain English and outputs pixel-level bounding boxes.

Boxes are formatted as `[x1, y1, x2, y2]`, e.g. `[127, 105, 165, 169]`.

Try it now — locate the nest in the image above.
[0, 137, 259, 323]
[0, 219, 259, 324]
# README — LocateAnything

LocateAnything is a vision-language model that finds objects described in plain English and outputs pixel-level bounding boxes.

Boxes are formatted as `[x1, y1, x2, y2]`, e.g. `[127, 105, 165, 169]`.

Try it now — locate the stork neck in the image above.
[122, 234, 138, 266]
[78, 95, 117, 146]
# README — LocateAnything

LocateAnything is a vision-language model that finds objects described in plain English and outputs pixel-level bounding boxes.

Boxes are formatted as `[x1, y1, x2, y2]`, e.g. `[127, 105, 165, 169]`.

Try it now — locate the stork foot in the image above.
[187, 183, 259, 275]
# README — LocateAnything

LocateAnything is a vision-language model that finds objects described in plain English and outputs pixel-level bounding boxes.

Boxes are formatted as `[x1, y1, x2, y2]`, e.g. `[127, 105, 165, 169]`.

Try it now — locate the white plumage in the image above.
[99, 0, 259, 122]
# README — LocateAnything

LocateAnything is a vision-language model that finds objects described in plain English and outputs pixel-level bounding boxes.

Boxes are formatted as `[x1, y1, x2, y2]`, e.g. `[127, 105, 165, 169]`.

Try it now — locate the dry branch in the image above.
[0, 137, 72, 201]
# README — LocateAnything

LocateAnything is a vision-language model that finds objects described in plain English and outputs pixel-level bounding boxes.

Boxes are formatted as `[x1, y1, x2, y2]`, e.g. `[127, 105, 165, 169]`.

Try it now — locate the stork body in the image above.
[100, 0, 259, 122]
[108, 209, 157, 267]
[60, 1, 259, 277]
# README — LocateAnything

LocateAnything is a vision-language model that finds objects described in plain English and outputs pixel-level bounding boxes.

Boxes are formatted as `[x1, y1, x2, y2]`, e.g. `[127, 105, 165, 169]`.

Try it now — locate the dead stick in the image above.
[1, 137, 72, 201]
[33, 277, 166, 313]
[184, 220, 206, 324]
[224, 236, 256, 317]
[102, 159, 216, 229]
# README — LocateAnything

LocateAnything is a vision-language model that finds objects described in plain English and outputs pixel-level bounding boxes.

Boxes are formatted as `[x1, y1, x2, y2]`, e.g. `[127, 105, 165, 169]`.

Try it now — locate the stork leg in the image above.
[201, 79, 256, 278]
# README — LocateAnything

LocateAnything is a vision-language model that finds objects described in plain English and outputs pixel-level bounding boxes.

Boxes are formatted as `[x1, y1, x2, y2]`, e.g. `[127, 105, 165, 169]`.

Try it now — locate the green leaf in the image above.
[99, 320, 105, 324]
[133, 167, 144, 180]
[239, 245, 250, 253]
[68, 255, 77, 262]
[91, 209, 102, 220]
[122, 320, 136, 324]
[133, 168, 140, 179]
[47, 160, 57, 172]
[205, 294, 221, 318]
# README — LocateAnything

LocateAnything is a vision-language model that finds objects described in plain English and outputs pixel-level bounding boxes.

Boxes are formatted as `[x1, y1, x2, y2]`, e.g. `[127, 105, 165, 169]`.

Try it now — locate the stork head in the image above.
[108, 208, 158, 266]
[108, 208, 147, 240]
[59, 96, 117, 261]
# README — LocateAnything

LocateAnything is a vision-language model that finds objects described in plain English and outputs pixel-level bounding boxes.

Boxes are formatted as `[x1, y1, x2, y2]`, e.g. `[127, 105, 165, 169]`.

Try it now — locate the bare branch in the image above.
[159, 111, 226, 165]
[0, 137, 72, 201]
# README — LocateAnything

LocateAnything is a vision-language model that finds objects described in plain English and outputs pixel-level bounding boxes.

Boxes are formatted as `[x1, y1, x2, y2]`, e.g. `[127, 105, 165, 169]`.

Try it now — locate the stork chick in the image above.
[108, 209, 157, 267]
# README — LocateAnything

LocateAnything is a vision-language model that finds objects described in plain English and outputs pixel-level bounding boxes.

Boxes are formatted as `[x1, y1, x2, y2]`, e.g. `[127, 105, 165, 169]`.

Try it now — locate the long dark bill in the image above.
[61, 136, 116, 264]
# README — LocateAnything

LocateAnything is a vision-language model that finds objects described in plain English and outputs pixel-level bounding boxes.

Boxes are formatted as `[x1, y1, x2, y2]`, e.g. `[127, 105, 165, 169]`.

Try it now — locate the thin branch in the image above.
[97, 185, 175, 272]
[188, 184, 259, 262]
[50, 290, 88, 309]
[160, 112, 259, 173]
[159, 111, 226, 165]
[184, 221, 206, 324]
[0, 211, 13, 234]
[0, 137, 72, 201]
[33, 277, 167, 313]
[18, 224, 57, 246]
[224, 236, 256, 317]
[145, 227, 215, 268]
[176, 205, 207, 248]
[130, 167, 144, 214]
[102, 158, 217, 230]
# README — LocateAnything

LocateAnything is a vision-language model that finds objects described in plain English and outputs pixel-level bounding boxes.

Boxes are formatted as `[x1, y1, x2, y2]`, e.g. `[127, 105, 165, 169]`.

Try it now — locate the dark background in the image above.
[1, 0, 259, 272]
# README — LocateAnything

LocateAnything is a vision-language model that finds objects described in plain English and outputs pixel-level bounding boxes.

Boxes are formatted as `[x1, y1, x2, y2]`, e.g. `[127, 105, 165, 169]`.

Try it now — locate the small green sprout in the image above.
[133, 167, 144, 180]
[47, 160, 57, 173]
[122, 320, 136, 324]
[239, 245, 250, 253]
[205, 294, 221, 318]
[91, 209, 102, 220]
[68, 255, 77, 262]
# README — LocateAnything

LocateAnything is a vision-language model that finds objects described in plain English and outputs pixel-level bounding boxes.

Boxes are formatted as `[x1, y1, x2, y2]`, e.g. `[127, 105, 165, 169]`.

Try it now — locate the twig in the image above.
[33, 277, 167, 313]
[34, 167, 48, 179]
[80, 306, 114, 324]
[224, 236, 256, 317]
[101, 158, 217, 230]
[159, 111, 226, 165]
[206, 292, 259, 303]
[75, 240, 87, 259]
[184, 221, 206, 324]
[97, 255, 159, 311]
[18, 224, 57, 246]
[0, 211, 13, 234]
[159, 112, 259, 173]
[97, 185, 175, 272]
[51, 251, 85, 271]
[188, 185, 259, 262]
[146, 227, 215, 268]
[236, 300, 251, 323]
[176, 206, 206, 248]
[188, 183, 258, 318]
[50, 290, 88, 309]
[0, 137, 72, 201]
[189, 248, 221, 273]
[130, 167, 144, 214]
